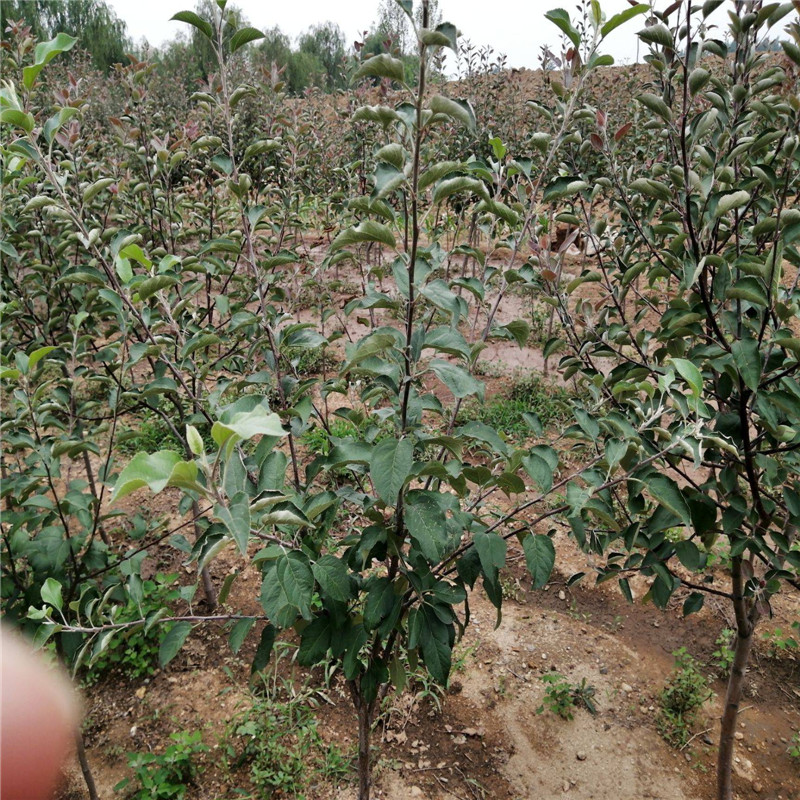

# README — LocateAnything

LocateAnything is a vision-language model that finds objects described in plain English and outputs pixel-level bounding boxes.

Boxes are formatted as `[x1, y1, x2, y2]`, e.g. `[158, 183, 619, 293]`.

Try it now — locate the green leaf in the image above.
[637, 92, 673, 122]
[312, 555, 351, 603]
[522, 453, 554, 492]
[600, 4, 648, 37]
[27, 346, 56, 372]
[647, 474, 691, 526]
[373, 163, 406, 199]
[354, 53, 405, 83]
[523, 534, 555, 589]
[545, 9, 581, 49]
[230, 26, 264, 52]
[23, 33, 77, 89]
[431, 176, 487, 204]
[229, 618, 255, 654]
[725, 277, 767, 306]
[211, 403, 286, 451]
[716, 191, 750, 217]
[251, 624, 276, 673]
[298, 616, 333, 665]
[637, 23, 674, 49]
[430, 359, 484, 400]
[171, 10, 214, 40]
[429, 95, 476, 131]
[216, 492, 251, 555]
[473, 530, 507, 579]
[41, 577, 63, 611]
[0, 109, 35, 132]
[370, 437, 413, 506]
[159, 622, 192, 667]
[405, 490, 449, 563]
[111, 451, 184, 502]
[671, 358, 703, 398]
[420, 630, 451, 685]
[137, 275, 178, 301]
[543, 177, 589, 202]
[330, 221, 396, 251]
[675, 540, 702, 571]
[731, 337, 762, 391]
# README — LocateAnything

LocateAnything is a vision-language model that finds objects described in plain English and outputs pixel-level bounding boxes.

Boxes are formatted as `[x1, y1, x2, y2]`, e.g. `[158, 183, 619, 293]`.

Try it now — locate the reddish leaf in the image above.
[596, 110, 606, 128]
[541, 269, 558, 282]
[590, 133, 604, 151]
[614, 122, 633, 141]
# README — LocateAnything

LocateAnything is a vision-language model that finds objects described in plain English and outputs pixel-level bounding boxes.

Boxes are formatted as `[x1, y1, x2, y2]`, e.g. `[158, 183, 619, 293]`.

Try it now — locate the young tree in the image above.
[0, 0, 129, 71]
[548, 3, 800, 799]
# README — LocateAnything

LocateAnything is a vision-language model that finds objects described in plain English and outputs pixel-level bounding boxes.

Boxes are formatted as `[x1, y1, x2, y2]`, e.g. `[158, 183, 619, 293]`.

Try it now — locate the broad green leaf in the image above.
[429, 95, 476, 131]
[545, 9, 581, 49]
[522, 452, 554, 492]
[716, 191, 750, 217]
[431, 176, 487, 204]
[137, 275, 178, 301]
[111, 451, 184, 502]
[637, 23, 674, 49]
[41, 577, 63, 611]
[647, 474, 691, 526]
[330, 221, 396, 251]
[251, 624, 276, 673]
[731, 337, 762, 391]
[216, 492, 251, 555]
[354, 53, 405, 83]
[523, 534, 555, 589]
[420, 630, 451, 685]
[211, 404, 286, 451]
[473, 530, 507, 579]
[637, 92, 672, 122]
[312, 555, 351, 603]
[229, 618, 254, 654]
[23, 33, 77, 89]
[27, 346, 56, 372]
[298, 616, 333, 665]
[430, 359, 484, 400]
[171, 10, 214, 40]
[0, 109, 35, 132]
[159, 622, 192, 667]
[405, 490, 449, 563]
[600, 4, 648, 37]
[671, 358, 703, 398]
[230, 26, 264, 52]
[370, 437, 413, 506]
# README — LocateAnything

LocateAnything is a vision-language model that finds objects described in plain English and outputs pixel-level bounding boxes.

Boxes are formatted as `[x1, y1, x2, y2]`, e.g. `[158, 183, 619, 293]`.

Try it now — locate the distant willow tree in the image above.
[0, 0, 129, 71]
[297, 22, 348, 92]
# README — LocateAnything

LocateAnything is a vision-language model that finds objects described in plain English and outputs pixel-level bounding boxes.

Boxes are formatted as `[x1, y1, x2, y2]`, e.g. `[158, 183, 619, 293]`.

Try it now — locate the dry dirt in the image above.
[56, 521, 800, 800]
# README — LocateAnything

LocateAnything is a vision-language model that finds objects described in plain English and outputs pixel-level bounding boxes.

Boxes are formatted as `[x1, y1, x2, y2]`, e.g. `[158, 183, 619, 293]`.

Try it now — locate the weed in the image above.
[656, 648, 713, 748]
[759, 625, 799, 659]
[788, 731, 800, 761]
[458, 372, 570, 439]
[500, 576, 525, 603]
[115, 730, 208, 799]
[83, 575, 182, 685]
[537, 673, 597, 720]
[285, 344, 336, 376]
[710, 629, 735, 678]
[226, 690, 352, 797]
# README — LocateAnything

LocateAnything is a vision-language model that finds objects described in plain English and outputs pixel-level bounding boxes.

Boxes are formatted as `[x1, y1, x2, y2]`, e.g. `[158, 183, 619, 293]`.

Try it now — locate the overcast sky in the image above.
[105, 0, 737, 71]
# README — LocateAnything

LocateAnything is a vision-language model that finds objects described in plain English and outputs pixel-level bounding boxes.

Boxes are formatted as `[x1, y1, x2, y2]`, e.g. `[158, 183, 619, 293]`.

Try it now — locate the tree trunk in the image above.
[717, 556, 759, 800]
[75, 730, 100, 800]
[357, 697, 372, 800]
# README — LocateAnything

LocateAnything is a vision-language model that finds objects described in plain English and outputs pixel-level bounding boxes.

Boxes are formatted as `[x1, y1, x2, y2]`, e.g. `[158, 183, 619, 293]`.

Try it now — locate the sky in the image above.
[105, 0, 734, 71]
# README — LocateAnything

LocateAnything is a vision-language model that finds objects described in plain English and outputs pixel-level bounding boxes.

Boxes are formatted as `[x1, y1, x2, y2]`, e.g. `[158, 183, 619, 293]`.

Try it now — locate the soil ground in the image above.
[57, 523, 800, 800]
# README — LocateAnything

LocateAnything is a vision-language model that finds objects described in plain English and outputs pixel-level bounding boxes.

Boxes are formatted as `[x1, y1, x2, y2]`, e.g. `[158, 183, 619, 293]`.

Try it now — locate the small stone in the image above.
[410, 788, 424, 798]
[735, 732, 744, 741]
[558, 590, 566, 601]
[562, 781, 571, 792]
[752, 782, 763, 793]
[599, 667, 608, 675]
[576, 751, 587, 761]
[702, 735, 713, 745]
[621, 683, 633, 693]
